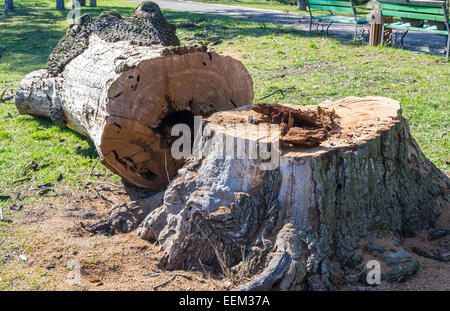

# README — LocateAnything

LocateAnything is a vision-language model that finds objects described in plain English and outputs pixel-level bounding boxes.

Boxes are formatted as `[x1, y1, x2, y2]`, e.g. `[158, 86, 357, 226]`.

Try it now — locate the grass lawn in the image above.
[0, 0, 448, 291]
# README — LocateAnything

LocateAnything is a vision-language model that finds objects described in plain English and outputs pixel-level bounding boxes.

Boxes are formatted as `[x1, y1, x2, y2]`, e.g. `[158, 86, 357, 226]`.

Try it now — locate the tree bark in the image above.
[15, 4, 254, 191]
[297, 0, 307, 11]
[56, 0, 64, 10]
[5, 0, 14, 11]
[136, 97, 449, 290]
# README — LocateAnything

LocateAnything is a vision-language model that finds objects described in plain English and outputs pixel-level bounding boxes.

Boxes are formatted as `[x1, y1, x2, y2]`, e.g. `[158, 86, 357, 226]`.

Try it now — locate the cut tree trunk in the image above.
[56, 0, 64, 10]
[15, 3, 254, 191]
[5, 0, 14, 11]
[297, 0, 307, 11]
[136, 97, 449, 290]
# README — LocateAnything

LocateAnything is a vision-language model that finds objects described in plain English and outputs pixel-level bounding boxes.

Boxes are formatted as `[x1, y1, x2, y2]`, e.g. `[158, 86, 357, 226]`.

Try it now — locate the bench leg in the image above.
[446, 35, 449, 61]
[326, 21, 333, 35]
[400, 30, 408, 48]
[309, 18, 312, 33]
[381, 24, 385, 45]
[354, 24, 358, 42]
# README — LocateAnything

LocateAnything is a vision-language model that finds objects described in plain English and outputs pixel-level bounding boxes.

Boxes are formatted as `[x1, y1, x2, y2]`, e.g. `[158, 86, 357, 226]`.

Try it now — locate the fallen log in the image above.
[15, 2, 254, 190]
[136, 97, 449, 290]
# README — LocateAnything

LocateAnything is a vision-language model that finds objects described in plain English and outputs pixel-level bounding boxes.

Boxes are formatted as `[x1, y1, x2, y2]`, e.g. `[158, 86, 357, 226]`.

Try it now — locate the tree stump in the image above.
[5, 0, 14, 12]
[136, 96, 449, 290]
[15, 2, 254, 190]
[56, 0, 65, 10]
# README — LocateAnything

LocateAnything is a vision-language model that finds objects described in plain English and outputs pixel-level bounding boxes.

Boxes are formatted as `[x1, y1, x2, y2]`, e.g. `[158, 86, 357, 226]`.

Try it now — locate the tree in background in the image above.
[56, 0, 65, 10]
[297, 0, 307, 10]
[77, 0, 86, 6]
[5, 0, 14, 11]
[90, 0, 96, 7]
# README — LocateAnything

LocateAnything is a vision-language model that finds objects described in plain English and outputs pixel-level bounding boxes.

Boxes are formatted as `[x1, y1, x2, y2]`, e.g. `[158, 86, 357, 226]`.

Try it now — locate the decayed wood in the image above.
[135, 96, 449, 290]
[15, 3, 254, 190]
[251, 103, 336, 147]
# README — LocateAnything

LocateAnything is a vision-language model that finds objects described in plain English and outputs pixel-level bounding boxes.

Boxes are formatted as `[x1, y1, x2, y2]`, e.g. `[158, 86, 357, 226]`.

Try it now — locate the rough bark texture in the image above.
[136, 97, 449, 290]
[56, 0, 64, 10]
[5, 0, 14, 11]
[297, 0, 307, 11]
[15, 2, 254, 190]
[48, 2, 180, 76]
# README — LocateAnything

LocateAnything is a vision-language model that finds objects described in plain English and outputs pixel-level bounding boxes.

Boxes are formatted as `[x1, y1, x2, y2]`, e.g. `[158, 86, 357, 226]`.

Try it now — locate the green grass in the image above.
[0, 1, 133, 204]
[0, 0, 449, 211]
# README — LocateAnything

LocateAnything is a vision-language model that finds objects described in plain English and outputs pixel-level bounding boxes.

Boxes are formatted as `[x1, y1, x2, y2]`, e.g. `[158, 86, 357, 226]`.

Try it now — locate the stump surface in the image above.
[15, 2, 254, 190]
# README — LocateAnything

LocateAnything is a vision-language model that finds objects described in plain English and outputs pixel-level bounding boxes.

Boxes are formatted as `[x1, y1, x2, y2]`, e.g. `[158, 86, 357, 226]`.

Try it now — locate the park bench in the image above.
[307, 0, 369, 41]
[379, 0, 449, 60]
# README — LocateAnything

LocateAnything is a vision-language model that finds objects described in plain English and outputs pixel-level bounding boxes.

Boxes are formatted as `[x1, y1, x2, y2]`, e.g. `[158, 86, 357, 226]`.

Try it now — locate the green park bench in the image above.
[307, 0, 369, 41]
[379, 0, 449, 60]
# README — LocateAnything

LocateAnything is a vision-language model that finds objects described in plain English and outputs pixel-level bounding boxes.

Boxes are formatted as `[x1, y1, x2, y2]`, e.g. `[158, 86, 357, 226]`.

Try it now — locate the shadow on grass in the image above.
[31, 115, 98, 159]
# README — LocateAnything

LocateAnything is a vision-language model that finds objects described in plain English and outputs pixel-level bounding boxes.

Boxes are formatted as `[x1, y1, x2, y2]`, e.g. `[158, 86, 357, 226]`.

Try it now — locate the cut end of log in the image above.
[100, 50, 254, 190]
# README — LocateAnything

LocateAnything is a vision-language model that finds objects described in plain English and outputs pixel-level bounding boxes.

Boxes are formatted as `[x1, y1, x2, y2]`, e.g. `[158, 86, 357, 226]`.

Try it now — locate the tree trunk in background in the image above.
[89, 0, 96, 7]
[297, 0, 307, 11]
[78, 0, 86, 6]
[136, 97, 449, 290]
[5, 0, 14, 11]
[56, 0, 64, 10]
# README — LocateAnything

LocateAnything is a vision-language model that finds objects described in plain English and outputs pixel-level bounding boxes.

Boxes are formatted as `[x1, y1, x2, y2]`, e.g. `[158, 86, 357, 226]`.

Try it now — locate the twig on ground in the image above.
[0, 94, 14, 103]
[164, 151, 170, 183]
[198, 258, 220, 290]
[428, 227, 450, 241]
[93, 187, 114, 204]
[153, 275, 176, 291]
[192, 219, 231, 279]
[12, 177, 31, 184]
[412, 247, 447, 262]
[256, 86, 295, 101]
[143, 271, 196, 281]
[84, 158, 99, 186]
[0, 206, 3, 221]
[86, 180, 122, 188]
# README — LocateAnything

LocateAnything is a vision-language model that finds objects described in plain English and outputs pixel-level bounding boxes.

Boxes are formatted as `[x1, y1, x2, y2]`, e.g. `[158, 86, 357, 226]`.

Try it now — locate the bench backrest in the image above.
[308, 0, 357, 14]
[379, 0, 448, 22]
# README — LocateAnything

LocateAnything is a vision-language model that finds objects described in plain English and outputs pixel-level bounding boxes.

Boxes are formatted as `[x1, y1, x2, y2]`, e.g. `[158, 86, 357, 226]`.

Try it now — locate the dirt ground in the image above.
[0, 183, 448, 291]
[334, 205, 450, 291]
[0, 185, 232, 291]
